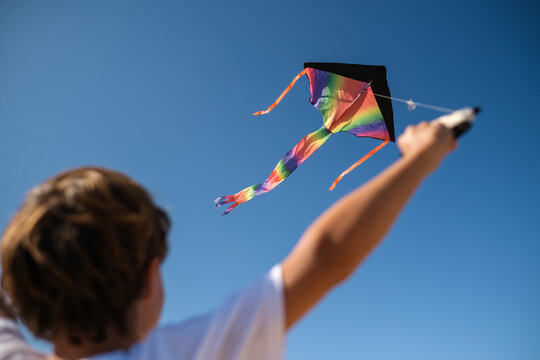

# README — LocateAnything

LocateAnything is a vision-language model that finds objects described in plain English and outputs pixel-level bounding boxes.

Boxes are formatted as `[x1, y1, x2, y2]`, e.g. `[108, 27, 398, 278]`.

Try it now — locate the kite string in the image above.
[371, 92, 455, 114]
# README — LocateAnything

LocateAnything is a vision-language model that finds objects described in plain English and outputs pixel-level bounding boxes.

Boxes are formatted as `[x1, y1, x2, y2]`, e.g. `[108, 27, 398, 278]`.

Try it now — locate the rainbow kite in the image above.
[215, 63, 395, 215]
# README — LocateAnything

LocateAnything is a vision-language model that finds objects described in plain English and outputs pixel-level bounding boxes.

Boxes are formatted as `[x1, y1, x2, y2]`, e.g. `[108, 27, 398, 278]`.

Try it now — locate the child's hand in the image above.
[397, 122, 457, 173]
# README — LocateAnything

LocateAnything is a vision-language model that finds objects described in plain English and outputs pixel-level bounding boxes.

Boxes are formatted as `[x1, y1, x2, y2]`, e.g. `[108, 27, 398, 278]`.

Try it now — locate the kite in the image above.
[215, 62, 396, 215]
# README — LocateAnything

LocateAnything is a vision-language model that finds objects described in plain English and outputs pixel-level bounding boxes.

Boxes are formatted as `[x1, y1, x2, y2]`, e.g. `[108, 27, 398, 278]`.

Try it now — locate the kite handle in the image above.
[329, 140, 390, 191]
[253, 69, 308, 116]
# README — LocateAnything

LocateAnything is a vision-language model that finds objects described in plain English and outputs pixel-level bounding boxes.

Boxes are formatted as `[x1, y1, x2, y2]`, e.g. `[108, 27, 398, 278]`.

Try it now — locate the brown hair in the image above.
[1, 167, 169, 344]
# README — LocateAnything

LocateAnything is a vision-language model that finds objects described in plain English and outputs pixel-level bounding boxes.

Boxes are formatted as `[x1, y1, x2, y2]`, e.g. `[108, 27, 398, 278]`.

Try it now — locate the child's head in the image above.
[1, 167, 170, 345]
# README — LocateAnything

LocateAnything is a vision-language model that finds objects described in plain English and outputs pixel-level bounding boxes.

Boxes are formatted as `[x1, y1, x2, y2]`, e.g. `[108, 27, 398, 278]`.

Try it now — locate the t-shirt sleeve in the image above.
[200, 264, 286, 360]
[0, 319, 46, 360]
[128, 264, 286, 360]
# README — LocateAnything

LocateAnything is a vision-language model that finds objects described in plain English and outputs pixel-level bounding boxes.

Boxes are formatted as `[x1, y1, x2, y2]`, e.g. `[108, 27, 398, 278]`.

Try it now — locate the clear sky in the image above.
[0, 0, 538, 359]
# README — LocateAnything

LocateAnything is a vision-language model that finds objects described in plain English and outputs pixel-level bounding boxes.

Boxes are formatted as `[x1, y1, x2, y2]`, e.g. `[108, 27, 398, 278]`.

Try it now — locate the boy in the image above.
[0, 122, 456, 360]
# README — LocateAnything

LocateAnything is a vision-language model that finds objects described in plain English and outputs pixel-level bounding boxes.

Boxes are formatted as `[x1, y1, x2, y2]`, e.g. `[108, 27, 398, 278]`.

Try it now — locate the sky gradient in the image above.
[0, 1, 539, 359]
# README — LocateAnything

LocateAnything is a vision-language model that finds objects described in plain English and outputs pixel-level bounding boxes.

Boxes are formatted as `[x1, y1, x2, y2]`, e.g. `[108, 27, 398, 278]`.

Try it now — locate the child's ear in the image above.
[142, 257, 162, 300]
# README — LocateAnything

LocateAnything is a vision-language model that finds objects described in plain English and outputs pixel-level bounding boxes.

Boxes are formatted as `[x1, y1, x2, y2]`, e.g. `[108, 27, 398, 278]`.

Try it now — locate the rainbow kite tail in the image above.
[215, 126, 332, 215]
[214, 184, 259, 216]
[213, 196, 241, 216]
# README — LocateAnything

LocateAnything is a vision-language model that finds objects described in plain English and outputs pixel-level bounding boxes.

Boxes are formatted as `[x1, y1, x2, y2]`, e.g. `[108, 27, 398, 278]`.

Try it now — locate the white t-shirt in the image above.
[0, 265, 286, 360]
[0, 319, 46, 360]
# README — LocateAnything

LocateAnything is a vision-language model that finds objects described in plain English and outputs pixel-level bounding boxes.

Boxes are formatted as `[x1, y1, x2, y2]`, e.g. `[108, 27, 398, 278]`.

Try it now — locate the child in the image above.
[0, 122, 456, 360]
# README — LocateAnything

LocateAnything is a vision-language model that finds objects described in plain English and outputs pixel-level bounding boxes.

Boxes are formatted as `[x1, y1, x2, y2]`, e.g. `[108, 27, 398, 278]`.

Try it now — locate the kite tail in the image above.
[215, 126, 332, 215]
[252, 69, 307, 116]
[329, 140, 390, 191]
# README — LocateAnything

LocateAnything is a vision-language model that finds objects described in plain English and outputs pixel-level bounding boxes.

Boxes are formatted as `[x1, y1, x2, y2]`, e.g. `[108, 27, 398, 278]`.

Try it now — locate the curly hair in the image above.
[1, 167, 169, 344]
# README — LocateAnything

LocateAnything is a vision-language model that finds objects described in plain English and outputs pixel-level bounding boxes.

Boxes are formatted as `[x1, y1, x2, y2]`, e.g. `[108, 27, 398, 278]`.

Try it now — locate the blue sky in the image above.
[0, 0, 538, 359]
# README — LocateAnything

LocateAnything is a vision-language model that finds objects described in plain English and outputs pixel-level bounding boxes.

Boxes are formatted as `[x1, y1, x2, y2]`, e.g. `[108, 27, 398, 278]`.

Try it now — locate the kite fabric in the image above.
[215, 63, 395, 215]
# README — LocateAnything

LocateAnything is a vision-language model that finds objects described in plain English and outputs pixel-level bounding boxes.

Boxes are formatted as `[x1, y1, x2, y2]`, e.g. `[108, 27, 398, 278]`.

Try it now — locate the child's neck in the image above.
[50, 330, 138, 360]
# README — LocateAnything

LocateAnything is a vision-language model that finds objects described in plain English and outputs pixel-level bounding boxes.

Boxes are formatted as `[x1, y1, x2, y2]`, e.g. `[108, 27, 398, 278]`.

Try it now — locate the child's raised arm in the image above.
[281, 122, 457, 329]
